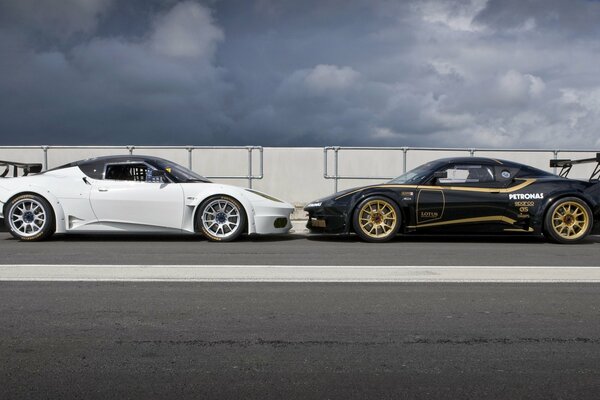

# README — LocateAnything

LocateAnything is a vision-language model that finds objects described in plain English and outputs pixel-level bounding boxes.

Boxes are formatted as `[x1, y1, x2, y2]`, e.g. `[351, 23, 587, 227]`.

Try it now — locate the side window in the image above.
[105, 163, 151, 182]
[495, 166, 519, 183]
[78, 160, 105, 179]
[438, 165, 495, 184]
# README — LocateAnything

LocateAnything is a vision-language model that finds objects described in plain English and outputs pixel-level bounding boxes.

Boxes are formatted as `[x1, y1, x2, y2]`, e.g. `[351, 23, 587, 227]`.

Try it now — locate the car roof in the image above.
[78, 155, 167, 164]
[57, 155, 170, 168]
[432, 157, 523, 168]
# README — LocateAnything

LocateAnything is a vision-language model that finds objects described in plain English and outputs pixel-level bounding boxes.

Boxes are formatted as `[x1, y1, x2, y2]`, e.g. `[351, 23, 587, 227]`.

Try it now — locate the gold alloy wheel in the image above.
[551, 201, 590, 240]
[358, 200, 398, 239]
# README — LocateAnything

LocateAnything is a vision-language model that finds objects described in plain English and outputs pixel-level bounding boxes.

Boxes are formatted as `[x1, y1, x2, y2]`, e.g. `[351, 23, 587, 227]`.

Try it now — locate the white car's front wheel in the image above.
[198, 196, 246, 242]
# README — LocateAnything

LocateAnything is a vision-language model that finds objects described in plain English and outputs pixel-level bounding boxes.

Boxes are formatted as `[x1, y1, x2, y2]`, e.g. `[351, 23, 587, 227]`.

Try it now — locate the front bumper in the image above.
[305, 208, 348, 234]
[253, 202, 294, 235]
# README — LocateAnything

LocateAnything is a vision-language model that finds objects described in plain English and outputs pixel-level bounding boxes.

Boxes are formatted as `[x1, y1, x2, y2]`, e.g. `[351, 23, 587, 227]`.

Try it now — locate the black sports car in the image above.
[305, 154, 600, 243]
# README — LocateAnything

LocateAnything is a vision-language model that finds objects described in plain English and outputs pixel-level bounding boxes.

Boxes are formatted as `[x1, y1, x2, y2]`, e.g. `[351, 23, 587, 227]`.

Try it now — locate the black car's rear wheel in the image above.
[353, 197, 401, 243]
[544, 197, 592, 244]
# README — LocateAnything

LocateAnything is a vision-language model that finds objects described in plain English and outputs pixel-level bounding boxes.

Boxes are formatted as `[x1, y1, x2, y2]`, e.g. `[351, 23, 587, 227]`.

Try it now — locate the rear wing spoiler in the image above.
[0, 160, 43, 178]
[550, 153, 600, 181]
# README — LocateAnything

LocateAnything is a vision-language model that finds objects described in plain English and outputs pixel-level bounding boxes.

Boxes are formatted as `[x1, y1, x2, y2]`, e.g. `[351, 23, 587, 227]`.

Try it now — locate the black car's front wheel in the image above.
[353, 197, 401, 243]
[544, 197, 592, 244]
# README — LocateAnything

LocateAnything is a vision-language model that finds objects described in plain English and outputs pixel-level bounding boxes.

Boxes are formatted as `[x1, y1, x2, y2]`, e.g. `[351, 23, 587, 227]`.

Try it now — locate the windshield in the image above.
[153, 159, 211, 183]
[388, 162, 437, 184]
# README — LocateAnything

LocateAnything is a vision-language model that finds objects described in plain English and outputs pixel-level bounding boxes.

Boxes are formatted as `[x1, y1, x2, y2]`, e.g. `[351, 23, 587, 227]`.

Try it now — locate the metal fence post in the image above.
[334, 147, 339, 193]
[323, 147, 328, 180]
[127, 145, 135, 155]
[248, 147, 253, 188]
[41, 146, 49, 170]
[187, 146, 193, 170]
[469, 149, 475, 157]
[553, 150, 559, 175]
[258, 147, 264, 181]
[402, 147, 408, 173]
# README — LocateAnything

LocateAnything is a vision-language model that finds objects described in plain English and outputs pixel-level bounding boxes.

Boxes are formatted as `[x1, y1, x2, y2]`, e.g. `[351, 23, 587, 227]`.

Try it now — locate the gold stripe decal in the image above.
[335, 179, 536, 200]
[416, 189, 445, 224]
[424, 179, 536, 193]
[335, 185, 419, 200]
[407, 215, 518, 229]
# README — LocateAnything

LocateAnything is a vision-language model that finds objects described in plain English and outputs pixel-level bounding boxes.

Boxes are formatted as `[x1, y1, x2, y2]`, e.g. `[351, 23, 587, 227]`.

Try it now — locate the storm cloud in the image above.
[0, 0, 599, 148]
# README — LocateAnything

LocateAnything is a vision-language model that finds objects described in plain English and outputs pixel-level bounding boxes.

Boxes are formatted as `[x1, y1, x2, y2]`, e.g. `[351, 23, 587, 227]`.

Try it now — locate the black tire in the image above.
[197, 195, 246, 242]
[352, 196, 401, 243]
[543, 197, 592, 244]
[5, 194, 55, 241]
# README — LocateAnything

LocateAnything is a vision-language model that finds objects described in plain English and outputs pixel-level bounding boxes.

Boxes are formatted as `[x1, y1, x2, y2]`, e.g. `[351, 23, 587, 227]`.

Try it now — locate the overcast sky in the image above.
[0, 0, 599, 148]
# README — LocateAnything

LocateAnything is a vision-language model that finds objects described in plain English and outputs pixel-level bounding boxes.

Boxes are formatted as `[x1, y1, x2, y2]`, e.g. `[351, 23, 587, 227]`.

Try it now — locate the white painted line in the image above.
[0, 265, 599, 282]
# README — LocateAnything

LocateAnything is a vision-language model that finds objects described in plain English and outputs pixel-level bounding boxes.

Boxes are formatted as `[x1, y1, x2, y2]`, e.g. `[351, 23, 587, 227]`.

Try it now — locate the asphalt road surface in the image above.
[1, 283, 599, 400]
[2, 229, 599, 399]
[0, 231, 599, 266]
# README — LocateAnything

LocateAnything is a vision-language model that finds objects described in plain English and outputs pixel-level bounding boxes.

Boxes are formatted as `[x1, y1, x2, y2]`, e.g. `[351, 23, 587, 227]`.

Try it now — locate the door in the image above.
[415, 164, 515, 232]
[89, 162, 184, 230]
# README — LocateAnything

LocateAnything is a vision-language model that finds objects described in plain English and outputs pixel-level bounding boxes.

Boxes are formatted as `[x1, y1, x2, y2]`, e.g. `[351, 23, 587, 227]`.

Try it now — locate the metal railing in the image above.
[323, 146, 599, 193]
[0, 145, 264, 188]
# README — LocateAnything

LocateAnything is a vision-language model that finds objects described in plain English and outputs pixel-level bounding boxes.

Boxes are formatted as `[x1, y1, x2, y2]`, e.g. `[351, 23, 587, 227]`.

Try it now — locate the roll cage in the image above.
[411, 158, 531, 187]
[72, 156, 211, 184]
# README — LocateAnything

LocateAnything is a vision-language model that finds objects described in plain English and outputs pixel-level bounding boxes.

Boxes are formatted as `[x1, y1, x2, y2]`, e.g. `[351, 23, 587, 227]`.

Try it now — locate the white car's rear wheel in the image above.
[198, 196, 246, 242]
[6, 194, 55, 241]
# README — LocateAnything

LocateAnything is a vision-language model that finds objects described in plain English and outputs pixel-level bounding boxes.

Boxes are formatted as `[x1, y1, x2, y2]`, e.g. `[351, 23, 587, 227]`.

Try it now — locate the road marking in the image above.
[0, 265, 599, 282]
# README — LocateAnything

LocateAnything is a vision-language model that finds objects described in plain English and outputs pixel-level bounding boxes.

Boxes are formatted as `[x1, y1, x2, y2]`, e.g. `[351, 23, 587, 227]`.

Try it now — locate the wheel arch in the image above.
[347, 192, 404, 234]
[3, 190, 63, 233]
[538, 191, 595, 233]
[192, 193, 251, 234]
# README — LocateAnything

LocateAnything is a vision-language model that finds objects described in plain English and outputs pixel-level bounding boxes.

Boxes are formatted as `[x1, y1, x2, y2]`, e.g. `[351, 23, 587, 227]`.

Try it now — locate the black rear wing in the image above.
[0, 160, 43, 178]
[550, 153, 600, 181]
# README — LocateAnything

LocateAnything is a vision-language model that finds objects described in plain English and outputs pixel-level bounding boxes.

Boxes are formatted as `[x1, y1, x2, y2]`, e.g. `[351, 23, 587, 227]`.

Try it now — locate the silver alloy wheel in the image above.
[201, 199, 241, 239]
[8, 198, 47, 238]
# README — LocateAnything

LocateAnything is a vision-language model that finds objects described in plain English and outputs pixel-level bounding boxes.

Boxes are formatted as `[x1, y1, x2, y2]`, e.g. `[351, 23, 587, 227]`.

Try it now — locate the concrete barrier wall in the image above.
[1, 146, 598, 205]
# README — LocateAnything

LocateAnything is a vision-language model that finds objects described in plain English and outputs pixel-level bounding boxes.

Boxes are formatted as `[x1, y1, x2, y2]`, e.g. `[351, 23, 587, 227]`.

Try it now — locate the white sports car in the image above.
[0, 156, 294, 242]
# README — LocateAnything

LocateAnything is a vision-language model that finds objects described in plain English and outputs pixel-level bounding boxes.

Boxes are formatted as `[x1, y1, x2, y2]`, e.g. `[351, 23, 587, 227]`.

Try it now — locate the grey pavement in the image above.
[1, 282, 599, 400]
[0, 231, 598, 266]
[2, 225, 600, 400]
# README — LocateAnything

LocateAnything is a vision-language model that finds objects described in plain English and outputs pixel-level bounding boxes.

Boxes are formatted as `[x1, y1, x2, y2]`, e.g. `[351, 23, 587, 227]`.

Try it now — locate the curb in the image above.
[290, 220, 309, 235]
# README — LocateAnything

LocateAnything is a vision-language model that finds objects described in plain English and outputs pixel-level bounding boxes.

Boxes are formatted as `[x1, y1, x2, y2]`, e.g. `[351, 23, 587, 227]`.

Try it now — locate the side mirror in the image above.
[433, 171, 448, 179]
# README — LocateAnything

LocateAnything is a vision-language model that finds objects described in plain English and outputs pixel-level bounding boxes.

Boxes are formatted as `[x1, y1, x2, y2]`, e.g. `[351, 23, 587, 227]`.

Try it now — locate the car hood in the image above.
[308, 186, 371, 205]
[181, 182, 292, 207]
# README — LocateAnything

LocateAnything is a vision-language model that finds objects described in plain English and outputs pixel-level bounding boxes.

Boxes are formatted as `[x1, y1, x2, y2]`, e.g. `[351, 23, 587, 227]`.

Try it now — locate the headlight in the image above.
[305, 201, 322, 208]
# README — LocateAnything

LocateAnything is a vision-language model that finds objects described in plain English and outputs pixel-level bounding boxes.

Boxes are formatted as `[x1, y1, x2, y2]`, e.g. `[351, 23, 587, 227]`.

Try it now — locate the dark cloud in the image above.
[474, 0, 600, 34]
[0, 0, 599, 148]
